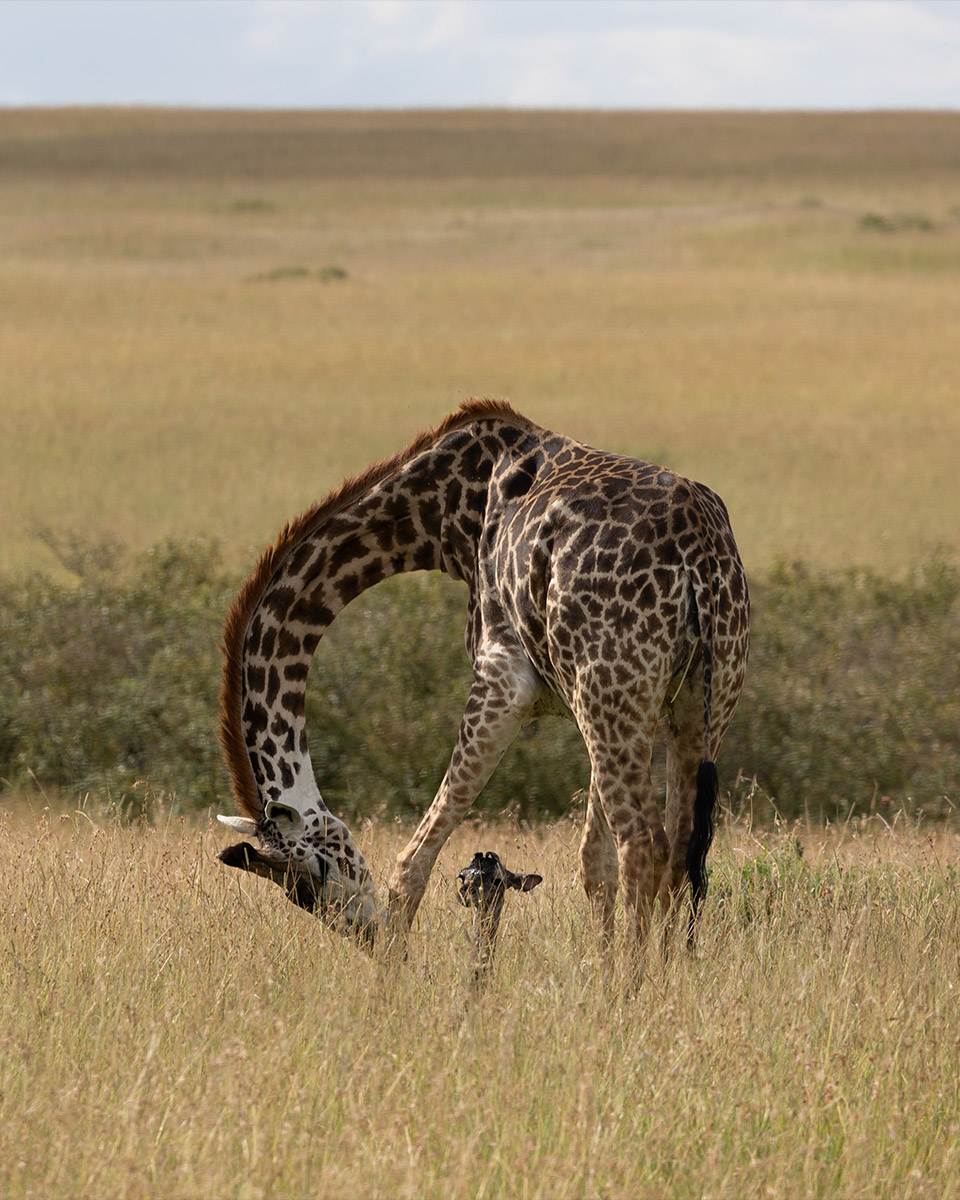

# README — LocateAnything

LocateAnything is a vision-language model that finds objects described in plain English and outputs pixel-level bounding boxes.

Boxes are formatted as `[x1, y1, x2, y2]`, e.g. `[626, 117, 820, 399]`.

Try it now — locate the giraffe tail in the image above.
[686, 760, 718, 937]
[679, 486, 724, 935]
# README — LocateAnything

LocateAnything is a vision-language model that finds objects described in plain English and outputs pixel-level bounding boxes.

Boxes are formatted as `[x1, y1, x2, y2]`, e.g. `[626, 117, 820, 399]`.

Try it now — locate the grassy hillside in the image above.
[2, 108, 959, 576]
[4, 108, 960, 186]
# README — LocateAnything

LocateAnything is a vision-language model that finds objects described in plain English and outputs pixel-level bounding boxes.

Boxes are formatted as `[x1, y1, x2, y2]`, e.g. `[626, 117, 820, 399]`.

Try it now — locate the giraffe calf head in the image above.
[457, 851, 542, 982]
[456, 850, 542, 910]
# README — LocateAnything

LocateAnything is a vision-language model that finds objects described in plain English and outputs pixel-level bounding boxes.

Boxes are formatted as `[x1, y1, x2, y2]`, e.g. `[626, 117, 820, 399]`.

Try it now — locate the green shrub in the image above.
[723, 556, 959, 823]
[858, 211, 934, 233]
[0, 536, 234, 814]
[0, 541, 587, 819]
[247, 265, 349, 283]
[309, 575, 588, 821]
[0, 540, 956, 825]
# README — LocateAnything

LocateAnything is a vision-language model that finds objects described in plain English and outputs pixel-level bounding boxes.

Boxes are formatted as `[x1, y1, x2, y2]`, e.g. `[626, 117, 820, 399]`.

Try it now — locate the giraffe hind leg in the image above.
[578, 778, 618, 945]
[578, 715, 668, 966]
[658, 661, 718, 946]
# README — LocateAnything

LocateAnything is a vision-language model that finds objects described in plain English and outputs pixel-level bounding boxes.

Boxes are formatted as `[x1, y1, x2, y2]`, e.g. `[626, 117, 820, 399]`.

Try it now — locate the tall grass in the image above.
[1, 807, 958, 1198]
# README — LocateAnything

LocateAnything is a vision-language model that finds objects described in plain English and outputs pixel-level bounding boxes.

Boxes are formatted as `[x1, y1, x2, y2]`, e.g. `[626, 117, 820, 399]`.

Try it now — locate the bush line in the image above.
[1, 538, 956, 823]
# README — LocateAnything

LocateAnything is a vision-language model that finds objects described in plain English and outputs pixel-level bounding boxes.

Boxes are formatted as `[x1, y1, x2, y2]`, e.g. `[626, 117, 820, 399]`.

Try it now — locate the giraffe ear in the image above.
[519, 873, 543, 892]
[264, 801, 302, 827]
[217, 814, 258, 834]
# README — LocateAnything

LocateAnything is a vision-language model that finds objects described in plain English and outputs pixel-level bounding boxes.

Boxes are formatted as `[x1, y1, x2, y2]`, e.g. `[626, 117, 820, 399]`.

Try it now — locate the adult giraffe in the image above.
[217, 400, 749, 953]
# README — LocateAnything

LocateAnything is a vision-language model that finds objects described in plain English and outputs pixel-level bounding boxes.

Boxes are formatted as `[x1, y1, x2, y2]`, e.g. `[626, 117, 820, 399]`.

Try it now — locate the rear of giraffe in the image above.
[377, 447, 750, 953]
[472, 452, 749, 949]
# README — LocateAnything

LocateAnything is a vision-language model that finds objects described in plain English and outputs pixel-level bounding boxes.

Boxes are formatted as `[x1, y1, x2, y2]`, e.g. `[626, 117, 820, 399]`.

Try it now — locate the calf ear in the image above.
[519, 873, 543, 892]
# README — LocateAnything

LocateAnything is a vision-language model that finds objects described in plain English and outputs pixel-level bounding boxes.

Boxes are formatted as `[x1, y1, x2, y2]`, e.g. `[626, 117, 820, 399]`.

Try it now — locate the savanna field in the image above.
[1, 109, 959, 1197]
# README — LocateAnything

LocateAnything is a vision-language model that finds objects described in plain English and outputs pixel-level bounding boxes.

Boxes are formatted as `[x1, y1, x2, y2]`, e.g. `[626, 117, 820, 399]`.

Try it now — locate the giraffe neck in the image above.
[219, 402, 534, 830]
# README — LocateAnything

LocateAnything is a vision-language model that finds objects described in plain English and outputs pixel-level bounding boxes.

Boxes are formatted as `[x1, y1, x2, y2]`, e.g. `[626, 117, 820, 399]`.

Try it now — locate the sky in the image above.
[1, 0, 960, 110]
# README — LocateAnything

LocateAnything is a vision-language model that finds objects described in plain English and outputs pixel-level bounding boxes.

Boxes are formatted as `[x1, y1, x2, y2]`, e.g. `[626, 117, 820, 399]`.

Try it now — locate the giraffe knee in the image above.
[652, 828, 670, 875]
[580, 840, 615, 895]
[388, 854, 430, 917]
[580, 853, 617, 901]
[658, 855, 690, 911]
[617, 826, 669, 873]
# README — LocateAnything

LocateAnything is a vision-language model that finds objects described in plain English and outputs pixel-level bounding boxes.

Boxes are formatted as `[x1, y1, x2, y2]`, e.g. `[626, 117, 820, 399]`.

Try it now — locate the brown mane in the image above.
[218, 399, 531, 822]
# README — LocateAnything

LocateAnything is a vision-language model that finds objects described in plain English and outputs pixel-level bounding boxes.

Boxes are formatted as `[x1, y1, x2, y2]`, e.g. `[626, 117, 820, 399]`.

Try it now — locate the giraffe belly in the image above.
[523, 688, 573, 724]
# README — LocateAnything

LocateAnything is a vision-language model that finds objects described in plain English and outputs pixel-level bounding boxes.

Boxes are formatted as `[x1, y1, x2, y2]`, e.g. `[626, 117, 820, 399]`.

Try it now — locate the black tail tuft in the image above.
[686, 761, 719, 938]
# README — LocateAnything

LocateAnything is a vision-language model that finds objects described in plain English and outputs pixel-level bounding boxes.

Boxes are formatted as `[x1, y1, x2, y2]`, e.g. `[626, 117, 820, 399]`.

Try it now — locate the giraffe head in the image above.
[217, 801, 384, 947]
[457, 851, 543, 980]
[456, 850, 543, 910]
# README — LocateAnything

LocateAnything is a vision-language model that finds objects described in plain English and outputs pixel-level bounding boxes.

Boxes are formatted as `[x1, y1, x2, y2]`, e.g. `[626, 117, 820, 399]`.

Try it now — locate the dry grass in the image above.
[2, 803, 959, 1199]
[1, 109, 959, 576]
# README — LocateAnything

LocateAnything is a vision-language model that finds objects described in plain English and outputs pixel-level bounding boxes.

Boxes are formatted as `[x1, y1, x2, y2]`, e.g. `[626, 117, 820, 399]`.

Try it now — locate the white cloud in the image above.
[413, 2, 473, 53]
[494, 24, 814, 109]
[786, 0, 960, 41]
[242, 1, 316, 58]
[488, 0, 960, 109]
[359, 1, 415, 28]
[504, 53, 594, 109]
[629, 31, 800, 107]
[0, 0, 958, 108]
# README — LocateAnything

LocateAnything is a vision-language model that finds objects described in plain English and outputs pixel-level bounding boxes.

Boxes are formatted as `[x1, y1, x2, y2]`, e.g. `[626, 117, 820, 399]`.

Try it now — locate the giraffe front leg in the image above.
[387, 654, 541, 931]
